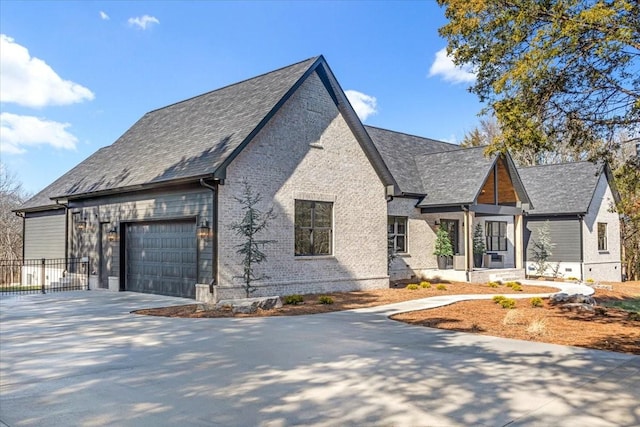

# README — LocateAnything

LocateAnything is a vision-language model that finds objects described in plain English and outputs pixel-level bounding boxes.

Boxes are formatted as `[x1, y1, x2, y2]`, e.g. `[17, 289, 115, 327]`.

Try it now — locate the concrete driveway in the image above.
[1, 291, 638, 427]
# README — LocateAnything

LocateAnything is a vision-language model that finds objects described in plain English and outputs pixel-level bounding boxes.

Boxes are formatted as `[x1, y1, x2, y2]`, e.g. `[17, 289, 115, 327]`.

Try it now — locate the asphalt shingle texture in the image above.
[518, 161, 601, 215]
[20, 57, 319, 210]
[365, 126, 459, 194]
[415, 147, 495, 207]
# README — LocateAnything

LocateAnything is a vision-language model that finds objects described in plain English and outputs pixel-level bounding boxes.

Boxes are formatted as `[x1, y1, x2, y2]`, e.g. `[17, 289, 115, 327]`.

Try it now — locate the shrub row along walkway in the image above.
[353, 280, 594, 316]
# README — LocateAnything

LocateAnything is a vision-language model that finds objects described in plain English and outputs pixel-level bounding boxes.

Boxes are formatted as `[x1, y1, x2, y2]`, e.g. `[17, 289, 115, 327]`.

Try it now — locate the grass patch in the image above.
[0, 285, 42, 292]
[601, 298, 640, 313]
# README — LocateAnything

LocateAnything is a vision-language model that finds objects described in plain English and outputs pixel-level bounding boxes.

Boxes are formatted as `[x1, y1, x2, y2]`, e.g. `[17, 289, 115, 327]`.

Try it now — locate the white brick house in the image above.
[16, 56, 623, 300]
[17, 56, 395, 300]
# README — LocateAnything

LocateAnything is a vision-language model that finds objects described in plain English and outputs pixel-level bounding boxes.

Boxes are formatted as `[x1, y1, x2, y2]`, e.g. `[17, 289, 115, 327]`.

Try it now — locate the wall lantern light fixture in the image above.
[107, 226, 118, 242]
[197, 218, 210, 239]
[76, 215, 87, 231]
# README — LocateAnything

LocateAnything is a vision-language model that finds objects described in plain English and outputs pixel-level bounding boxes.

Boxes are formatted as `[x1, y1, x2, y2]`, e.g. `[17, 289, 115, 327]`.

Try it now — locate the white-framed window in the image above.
[486, 221, 507, 251]
[295, 200, 333, 256]
[597, 222, 607, 251]
[388, 216, 407, 253]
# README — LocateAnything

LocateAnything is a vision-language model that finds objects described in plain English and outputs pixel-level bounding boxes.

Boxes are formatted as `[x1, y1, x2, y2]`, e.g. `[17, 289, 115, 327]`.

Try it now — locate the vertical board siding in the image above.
[69, 186, 213, 289]
[524, 217, 581, 262]
[24, 211, 66, 259]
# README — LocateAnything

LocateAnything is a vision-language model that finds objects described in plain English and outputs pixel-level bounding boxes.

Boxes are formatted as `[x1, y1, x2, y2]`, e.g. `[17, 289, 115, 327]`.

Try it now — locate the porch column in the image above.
[515, 214, 523, 269]
[464, 210, 473, 271]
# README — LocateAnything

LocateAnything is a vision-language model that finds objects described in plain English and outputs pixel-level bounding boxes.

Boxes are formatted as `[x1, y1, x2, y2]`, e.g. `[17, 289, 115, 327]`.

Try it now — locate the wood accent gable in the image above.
[477, 157, 520, 205]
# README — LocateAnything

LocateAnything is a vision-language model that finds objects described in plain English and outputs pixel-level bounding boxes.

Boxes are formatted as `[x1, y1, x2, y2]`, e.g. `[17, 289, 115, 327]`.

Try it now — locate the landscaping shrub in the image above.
[530, 297, 543, 308]
[566, 276, 579, 281]
[527, 318, 548, 336]
[493, 295, 507, 304]
[488, 281, 499, 288]
[436, 284, 447, 291]
[504, 281, 521, 288]
[420, 281, 431, 288]
[511, 284, 523, 292]
[502, 309, 524, 325]
[586, 278, 595, 283]
[406, 284, 419, 290]
[628, 312, 640, 322]
[284, 294, 304, 305]
[318, 295, 334, 305]
[499, 298, 516, 309]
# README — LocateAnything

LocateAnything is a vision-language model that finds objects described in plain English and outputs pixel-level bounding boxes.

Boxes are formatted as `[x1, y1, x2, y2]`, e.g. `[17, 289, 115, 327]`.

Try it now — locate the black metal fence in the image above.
[0, 258, 89, 295]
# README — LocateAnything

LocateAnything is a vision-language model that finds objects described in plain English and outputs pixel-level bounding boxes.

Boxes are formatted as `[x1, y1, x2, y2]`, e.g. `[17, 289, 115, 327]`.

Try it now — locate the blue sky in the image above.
[1, 1, 482, 195]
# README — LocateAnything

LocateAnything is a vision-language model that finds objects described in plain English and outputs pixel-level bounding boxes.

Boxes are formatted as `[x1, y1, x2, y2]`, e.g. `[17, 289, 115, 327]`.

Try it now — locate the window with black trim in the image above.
[598, 222, 607, 251]
[295, 200, 333, 256]
[486, 221, 507, 251]
[388, 216, 407, 253]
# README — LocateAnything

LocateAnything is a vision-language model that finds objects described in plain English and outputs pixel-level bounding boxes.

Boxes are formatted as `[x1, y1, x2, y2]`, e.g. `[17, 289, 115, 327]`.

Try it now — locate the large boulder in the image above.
[550, 293, 596, 305]
[216, 296, 283, 314]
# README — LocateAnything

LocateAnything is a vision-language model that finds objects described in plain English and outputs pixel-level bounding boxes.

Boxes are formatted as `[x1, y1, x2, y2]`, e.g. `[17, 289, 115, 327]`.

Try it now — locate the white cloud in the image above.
[99, 11, 110, 20]
[345, 90, 378, 122]
[428, 48, 476, 84]
[0, 113, 78, 154]
[128, 15, 160, 30]
[0, 35, 95, 108]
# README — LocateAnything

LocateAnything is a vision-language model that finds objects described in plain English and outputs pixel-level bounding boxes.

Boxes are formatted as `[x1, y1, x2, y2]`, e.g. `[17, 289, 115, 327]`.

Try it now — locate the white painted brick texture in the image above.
[216, 71, 388, 298]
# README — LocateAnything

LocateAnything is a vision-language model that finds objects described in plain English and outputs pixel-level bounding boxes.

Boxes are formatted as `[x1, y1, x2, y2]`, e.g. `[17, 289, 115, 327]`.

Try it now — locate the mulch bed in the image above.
[392, 281, 640, 355]
[134, 280, 557, 318]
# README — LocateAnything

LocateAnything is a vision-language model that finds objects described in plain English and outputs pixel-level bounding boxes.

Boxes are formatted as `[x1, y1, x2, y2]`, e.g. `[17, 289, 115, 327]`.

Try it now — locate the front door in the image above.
[440, 219, 459, 267]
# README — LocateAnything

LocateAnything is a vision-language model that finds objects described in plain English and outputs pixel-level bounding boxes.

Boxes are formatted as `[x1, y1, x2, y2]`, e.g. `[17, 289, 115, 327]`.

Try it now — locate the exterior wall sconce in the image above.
[197, 218, 210, 239]
[107, 226, 118, 242]
[76, 215, 87, 231]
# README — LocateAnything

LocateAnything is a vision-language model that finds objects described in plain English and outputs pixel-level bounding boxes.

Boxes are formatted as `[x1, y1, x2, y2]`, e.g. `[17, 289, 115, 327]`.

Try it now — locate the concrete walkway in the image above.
[354, 279, 595, 316]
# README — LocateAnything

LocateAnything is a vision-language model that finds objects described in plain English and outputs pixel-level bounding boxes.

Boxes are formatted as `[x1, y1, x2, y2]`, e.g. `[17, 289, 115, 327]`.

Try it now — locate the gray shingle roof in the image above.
[365, 126, 459, 194]
[518, 161, 603, 215]
[415, 147, 496, 207]
[20, 57, 320, 210]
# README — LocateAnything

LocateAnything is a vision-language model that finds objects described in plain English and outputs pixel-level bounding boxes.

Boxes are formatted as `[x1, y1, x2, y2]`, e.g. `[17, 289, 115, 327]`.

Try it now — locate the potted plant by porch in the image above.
[433, 227, 453, 269]
[473, 223, 486, 268]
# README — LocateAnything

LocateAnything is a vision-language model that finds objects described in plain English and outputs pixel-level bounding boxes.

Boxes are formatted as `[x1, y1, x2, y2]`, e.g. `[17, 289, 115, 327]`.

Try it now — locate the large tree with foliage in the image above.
[613, 155, 640, 280]
[438, 0, 639, 160]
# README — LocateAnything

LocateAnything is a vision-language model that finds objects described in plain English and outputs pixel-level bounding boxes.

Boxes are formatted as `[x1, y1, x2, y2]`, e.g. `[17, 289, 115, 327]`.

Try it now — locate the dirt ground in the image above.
[134, 280, 639, 354]
[393, 281, 640, 355]
[134, 280, 556, 318]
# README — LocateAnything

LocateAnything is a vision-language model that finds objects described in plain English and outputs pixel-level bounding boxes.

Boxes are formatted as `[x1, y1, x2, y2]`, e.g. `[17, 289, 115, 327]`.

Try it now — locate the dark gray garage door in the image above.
[126, 221, 197, 298]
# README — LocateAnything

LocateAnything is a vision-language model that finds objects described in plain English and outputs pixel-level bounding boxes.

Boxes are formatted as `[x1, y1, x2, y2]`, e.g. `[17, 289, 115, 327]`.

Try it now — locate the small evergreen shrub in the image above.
[436, 284, 447, 291]
[500, 298, 516, 309]
[586, 278, 595, 283]
[493, 295, 507, 304]
[566, 276, 579, 281]
[530, 297, 543, 308]
[628, 312, 640, 322]
[284, 294, 304, 305]
[318, 295, 334, 305]
[504, 281, 521, 288]
[420, 281, 431, 288]
[488, 281, 499, 288]
[511, 284, 523, 292]
[406, 284, 419, 290]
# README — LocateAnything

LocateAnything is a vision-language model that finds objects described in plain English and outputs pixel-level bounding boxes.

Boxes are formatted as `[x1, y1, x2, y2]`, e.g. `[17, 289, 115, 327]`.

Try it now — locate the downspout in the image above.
[15, 211, 25, 260]
[56, 200, 70, 261]
[579, 214, 585, 281]
[200, 178, 218, 293]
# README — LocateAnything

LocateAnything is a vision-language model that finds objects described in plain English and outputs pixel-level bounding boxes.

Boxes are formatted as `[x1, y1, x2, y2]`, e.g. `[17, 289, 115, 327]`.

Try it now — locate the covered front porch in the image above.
[399, 151, 532, 283]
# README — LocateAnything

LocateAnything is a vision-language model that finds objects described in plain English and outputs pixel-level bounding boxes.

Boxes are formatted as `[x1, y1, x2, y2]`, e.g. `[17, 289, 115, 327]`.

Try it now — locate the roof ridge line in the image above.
[365, 125, 459, 148]
[144, 56, 321, 115]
